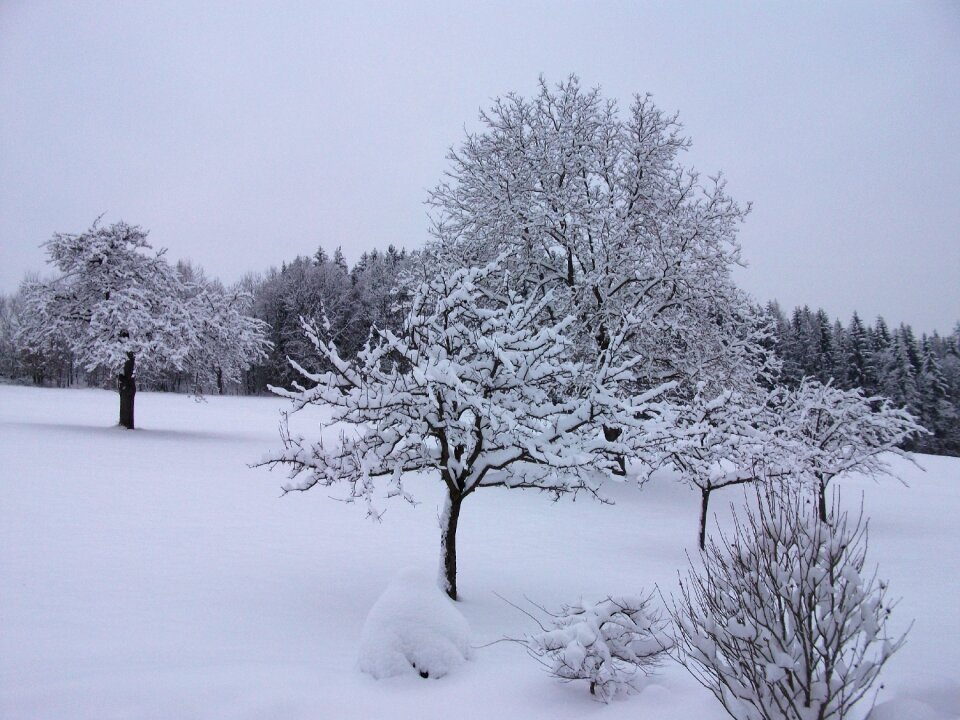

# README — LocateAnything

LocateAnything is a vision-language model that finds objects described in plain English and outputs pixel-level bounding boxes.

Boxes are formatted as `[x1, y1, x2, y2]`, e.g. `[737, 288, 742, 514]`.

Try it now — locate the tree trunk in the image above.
[699, 487, 711, 550]
[118, 352, 136, 430]
[817, 475, 828, 524]
[216, 366, 224, 395]
[603, 425, 626, 476]
[439, 489, 463, 601]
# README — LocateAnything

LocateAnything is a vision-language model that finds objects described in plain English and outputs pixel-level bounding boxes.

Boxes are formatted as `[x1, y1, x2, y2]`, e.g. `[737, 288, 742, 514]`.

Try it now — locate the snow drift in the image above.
[358, 568, 471, 679]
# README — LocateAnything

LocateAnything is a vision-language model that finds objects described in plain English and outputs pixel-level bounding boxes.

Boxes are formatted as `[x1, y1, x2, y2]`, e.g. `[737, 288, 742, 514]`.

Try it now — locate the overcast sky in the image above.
[1, 1, 958, 334]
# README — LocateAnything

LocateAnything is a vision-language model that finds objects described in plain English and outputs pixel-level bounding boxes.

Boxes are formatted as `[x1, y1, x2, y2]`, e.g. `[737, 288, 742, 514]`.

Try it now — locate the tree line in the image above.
[2, 249, 953, 453]
[0, 239, 413, 397]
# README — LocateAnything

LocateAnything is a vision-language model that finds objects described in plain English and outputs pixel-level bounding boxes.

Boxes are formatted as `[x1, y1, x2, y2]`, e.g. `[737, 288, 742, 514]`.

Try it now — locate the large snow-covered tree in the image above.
[428, 76, 762, 474]
[265, 78, 788, 597]
[20, 219, 267, 428]
[264, 252, 675, 599]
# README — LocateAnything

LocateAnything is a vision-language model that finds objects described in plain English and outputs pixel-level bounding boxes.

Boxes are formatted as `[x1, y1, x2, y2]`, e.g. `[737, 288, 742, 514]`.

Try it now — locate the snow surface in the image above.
[358, 568, 471, 680]
[1, 385, 958, 719]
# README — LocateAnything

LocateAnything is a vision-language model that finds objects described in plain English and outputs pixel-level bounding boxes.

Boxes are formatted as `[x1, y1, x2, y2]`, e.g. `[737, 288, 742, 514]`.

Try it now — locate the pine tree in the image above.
[846, 312, 872, 390]
[917, 336, 957, 453]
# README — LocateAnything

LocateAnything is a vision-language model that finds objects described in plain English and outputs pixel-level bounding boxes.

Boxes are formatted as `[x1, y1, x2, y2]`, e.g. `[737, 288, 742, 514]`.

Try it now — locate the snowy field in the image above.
[1, 385, 958, 720]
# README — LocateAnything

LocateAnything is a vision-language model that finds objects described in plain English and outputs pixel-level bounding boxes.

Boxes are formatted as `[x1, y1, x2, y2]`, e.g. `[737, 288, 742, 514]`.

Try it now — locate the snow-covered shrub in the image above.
[358, 568, 471, 680]
[671, 487, 908, 720]
[516, 594, 670, 702]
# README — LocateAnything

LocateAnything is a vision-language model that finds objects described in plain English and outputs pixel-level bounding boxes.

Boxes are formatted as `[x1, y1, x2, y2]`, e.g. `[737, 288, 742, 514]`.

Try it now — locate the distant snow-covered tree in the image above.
[181, 277, 272, 394]
[662, 384, 782, 549]
[263, 251, 675, 600]
[672, 487, 908, 720]
[13, 275, 75, 387]
[771, 378, 924, 522]
[20, 219, 268, 427]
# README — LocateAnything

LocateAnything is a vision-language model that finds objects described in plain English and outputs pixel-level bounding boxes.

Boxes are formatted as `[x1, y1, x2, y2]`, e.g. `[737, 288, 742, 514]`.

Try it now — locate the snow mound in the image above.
[357, 568, 471, 680]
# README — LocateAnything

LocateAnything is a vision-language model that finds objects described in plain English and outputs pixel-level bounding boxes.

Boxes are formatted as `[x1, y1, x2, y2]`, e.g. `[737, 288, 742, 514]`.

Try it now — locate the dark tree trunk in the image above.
[216, 366, 224, 395]
[118, 352, 136, 430]
[699, 487, 711, 550]
[440, 489, 463, 601]
[817, 475, 828, 524]
[603, 425, 626, 476]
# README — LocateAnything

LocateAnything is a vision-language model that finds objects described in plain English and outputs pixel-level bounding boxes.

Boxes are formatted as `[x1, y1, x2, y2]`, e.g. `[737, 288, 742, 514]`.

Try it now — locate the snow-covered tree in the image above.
[20, 219, 268, 427]
[175, 269, 271, 394]
[13, 274, 75, 386]
[770, 378, 924, 523]
[20, 220, 193, 428]
[661, 384, 782, 549]
[672, 487, 908, 720]
[263, 251, 675, 599]
[513, 594, 670, 702]
[427, 76, 760, 475]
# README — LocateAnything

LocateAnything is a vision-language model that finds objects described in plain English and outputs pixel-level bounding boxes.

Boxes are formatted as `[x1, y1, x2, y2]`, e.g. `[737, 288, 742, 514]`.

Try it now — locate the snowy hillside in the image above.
[1, 386, 958, 719]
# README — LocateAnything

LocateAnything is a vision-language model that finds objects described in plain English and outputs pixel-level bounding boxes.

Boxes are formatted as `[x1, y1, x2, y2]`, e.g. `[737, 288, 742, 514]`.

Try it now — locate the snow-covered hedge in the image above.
[358, 568, 471, 680]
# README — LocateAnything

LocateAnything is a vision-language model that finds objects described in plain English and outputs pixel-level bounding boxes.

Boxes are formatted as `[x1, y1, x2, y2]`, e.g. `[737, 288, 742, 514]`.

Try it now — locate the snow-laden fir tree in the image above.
[672, 486, 908, 720]
[263, 250, 676, 599]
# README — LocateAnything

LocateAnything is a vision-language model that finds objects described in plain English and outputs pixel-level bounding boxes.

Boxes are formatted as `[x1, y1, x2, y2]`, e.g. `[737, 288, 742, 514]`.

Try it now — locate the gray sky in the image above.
[2, 1, 958, 334]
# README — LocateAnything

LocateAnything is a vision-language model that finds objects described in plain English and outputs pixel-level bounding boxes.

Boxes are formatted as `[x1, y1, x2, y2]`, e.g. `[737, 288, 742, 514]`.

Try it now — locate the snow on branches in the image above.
[769, 378, 926, 522]
[510, 593, 671, 702]
[180, 278, 272, 394]
[428, 76, 757, 409]
[660, 384, 785, 548]
[671, 487, 908, 720]
[264, 251, 675, 599]
[21, 220, 192, 377]
[20, 219, 270, 427]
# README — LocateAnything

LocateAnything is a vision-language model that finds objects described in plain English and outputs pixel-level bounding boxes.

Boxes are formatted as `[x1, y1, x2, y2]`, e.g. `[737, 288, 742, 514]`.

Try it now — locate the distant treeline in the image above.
[0, 244, 414, 396]
[766, 303, 959, 456]
[1, 247, 956, 456]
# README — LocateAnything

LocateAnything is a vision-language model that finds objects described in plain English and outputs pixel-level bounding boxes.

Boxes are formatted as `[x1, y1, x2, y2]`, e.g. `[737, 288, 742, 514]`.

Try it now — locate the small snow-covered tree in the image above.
[513, 593, 670, 702]
[771, 378, 924, 522]
[263, 252, 674, 600]
[181, 279, 272, 394]
[672, 487, 908, 720]
[662, 384, 783, 549]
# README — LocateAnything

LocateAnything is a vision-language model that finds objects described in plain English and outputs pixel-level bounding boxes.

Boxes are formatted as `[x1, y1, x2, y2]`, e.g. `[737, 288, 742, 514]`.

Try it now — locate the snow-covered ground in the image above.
[1, 385, 958, 719]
